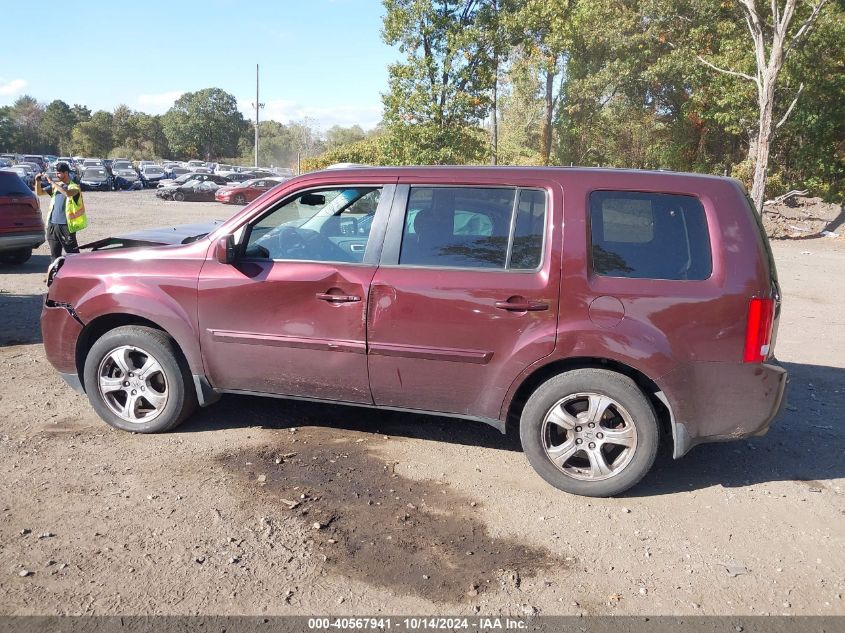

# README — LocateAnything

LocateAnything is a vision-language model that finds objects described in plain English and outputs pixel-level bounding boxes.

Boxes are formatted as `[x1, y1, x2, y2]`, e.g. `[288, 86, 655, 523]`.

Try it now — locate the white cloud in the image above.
[136, 91, 185, 113]
[0, 78, 27, 97]
[239, 98, 382, 131]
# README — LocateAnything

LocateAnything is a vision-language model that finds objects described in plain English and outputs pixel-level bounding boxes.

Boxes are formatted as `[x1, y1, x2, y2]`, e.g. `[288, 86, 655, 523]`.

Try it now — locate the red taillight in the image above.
[743, 298, 775, 363]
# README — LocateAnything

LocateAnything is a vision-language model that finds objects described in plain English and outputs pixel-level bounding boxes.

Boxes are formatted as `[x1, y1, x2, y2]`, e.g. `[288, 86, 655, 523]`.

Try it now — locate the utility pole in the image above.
[252, 64, 264, 168]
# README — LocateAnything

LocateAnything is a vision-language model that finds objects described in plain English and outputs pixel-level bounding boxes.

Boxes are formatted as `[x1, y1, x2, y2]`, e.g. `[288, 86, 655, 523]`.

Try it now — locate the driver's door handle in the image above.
[316, 293, 361, 303]
[495, 300, 549, 311]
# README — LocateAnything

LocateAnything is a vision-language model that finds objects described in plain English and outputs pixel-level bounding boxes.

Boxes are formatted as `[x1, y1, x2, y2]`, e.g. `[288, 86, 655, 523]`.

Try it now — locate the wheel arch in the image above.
[75, 314, 184, 390]
[504, 356, 674, 442]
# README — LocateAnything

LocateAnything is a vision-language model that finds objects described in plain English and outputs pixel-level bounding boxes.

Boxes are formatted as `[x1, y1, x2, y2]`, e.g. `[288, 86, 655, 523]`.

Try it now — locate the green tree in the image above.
[112, 104, 137, 149]
[326, 125, 367, 149]
[162, 88, 246, 160]
[505, 0, 574, 164]
[496, 54, 543, 164]
[9, 95, 44, 152]
[70, 110, 113, 156]
[71, 104, 91, 124]
[0, 106, 16, 152]
[381, 0, 498, 163]
[41, 100, 76, 154]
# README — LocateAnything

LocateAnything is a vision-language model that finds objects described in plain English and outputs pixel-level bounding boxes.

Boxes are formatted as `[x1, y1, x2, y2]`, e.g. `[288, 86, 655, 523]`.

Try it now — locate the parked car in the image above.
[41, 167, 786, 497]
[18, 162, 42, 177]
[21, 155, 46, 170]
[216, 171, 251, 182]
[186, 160, 207, 171]
[164, 166, 189, 180]
[79, 167, 113, 192]
[156, 172, 229, 189]
[0, 170, 45, 264]
[111, 161, 140, 188]
[215, 177, 286, 205]
[156, 179, 221, 202]
[140, 165, 166, 188]
[9, 165, 35, 189]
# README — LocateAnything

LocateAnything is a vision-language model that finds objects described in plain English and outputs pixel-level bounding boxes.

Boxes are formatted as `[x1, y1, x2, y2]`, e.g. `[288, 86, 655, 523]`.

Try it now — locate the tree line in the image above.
[0, 88, 368, 168]
[3, 0, 841, 206]
[307, 0, 844, 207]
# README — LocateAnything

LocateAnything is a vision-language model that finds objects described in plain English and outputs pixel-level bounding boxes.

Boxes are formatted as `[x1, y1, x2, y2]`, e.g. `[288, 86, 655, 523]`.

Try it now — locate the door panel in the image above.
[197, 183, 395, 403]
[367, 182, 561, 420]
[199, 260, 376, 402]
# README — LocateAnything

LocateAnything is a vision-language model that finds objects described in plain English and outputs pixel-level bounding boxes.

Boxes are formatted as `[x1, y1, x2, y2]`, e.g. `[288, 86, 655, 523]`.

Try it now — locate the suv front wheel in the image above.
[520, 368, 659, 497]
[83, 326, 197, 433]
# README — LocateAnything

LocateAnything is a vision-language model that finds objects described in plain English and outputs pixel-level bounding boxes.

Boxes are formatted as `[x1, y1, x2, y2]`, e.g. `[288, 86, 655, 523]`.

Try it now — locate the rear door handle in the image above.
[495, 300, 549, 312]
[316, 292, 361, 303]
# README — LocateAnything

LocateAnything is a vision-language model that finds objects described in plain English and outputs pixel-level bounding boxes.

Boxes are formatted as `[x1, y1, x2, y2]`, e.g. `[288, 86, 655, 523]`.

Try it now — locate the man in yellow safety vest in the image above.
[35, 162, 87, 259]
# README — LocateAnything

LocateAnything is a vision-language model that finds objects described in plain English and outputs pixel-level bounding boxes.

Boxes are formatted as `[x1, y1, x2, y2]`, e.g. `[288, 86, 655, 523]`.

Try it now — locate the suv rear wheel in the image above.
[520, 368, 659, 497]
[83, 326, 197, 433]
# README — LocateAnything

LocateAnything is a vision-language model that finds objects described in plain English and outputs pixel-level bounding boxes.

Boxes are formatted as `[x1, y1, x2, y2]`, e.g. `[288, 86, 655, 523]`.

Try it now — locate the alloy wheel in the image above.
[97, 345, 169, 423]
[541, 392, 638, 481]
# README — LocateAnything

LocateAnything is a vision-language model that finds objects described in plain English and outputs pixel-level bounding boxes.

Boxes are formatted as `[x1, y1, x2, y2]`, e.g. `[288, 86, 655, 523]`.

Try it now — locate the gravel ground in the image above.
[0, 190, 843, 616]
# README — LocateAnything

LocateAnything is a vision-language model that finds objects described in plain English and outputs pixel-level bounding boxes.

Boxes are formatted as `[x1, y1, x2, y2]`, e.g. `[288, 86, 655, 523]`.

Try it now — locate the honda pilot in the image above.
[41, 167, 786, 496]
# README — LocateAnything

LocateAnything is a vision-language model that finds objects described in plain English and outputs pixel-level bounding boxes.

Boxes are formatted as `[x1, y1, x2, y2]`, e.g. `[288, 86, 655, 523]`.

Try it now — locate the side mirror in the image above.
[215, 234, 236, 264]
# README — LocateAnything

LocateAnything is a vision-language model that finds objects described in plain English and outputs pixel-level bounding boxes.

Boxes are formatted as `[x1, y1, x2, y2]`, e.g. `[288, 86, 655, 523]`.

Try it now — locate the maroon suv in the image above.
[0, 170, 45, 264]
[41, 167, 786, 496]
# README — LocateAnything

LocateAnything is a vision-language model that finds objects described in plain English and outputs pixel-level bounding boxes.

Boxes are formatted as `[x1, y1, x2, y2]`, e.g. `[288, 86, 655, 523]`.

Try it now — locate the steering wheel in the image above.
[277, 226, 307, 257]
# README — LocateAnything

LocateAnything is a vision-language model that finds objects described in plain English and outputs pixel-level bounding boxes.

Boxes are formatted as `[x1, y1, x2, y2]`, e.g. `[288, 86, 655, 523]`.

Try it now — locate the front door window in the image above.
[244, 187, 381, 263]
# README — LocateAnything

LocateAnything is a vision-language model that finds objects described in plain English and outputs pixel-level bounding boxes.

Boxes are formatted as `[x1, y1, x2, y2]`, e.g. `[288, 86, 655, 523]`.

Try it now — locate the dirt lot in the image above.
[0, 190, 843, 617]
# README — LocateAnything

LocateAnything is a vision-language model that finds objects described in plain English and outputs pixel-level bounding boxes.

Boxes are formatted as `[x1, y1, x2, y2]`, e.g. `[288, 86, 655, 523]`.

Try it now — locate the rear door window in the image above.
[398, 186, 546, 270]
[589, 191, 712, 280]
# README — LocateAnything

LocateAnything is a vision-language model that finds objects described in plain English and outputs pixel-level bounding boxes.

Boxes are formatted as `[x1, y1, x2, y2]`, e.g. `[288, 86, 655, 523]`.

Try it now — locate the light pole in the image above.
[251, 64, 264, 168]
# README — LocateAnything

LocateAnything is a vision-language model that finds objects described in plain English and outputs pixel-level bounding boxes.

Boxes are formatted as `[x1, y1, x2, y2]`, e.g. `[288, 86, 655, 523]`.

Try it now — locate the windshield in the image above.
[113, 162, 132, 169]
[84, 168, 107, 178]
[144, 167, 164, 175]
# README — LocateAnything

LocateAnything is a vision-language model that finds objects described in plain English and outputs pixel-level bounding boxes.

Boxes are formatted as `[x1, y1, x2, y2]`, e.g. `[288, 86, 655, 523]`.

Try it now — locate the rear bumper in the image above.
[660, 360, 788, 458]
[0, 231, 45, 252]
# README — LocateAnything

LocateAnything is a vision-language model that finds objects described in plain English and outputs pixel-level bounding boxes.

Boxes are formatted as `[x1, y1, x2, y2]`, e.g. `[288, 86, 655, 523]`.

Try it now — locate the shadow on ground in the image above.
[184, 393, 521, 452]
[0, 292, 45, 346]
[184, 361, 844, 496]
[0, 254, 50, 346]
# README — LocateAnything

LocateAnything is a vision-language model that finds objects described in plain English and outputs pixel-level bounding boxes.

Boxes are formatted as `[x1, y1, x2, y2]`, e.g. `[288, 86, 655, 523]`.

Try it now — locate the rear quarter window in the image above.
[0, 171, 32, 196]
[589, 191, 712, 281]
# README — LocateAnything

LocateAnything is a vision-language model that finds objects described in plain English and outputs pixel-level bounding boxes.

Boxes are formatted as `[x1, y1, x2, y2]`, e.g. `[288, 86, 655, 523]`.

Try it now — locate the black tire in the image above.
[173, 191, 185, 202]
[520, 368, 659, 497]
[234, 193, 246, 205]
[83, 326, 197, 433]
[0, 248, 33, 265]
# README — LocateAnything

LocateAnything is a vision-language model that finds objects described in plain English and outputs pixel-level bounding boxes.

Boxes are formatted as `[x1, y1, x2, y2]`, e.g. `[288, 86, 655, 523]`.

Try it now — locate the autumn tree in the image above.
[695, 0, 831, 209]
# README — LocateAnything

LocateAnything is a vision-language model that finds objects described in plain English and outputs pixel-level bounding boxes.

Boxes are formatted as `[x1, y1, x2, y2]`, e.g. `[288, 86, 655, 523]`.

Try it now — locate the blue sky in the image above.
[0, 0, 399, 131]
